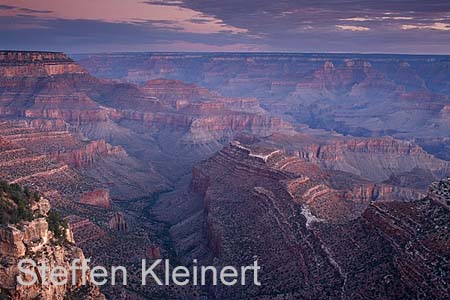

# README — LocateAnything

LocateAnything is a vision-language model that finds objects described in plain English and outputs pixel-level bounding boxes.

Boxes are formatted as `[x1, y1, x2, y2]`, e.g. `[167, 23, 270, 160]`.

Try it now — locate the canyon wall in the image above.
[179, 141, 450, 300]
[294, 137, 450, 182]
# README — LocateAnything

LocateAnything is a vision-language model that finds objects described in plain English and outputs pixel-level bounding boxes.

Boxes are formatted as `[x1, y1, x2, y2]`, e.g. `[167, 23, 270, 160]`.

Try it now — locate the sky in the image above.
[1, 0, 449, 54]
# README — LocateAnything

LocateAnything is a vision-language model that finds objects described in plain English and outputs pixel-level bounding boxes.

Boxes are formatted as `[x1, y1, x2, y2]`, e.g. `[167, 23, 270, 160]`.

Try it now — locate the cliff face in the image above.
[49, 140, 125, 168]
[181, 142, 450, 300]
[185, 114, 293, 144]
[0, 133, 94, 209]
[313, 197, 450, 300]
[142, 79, 265, 113]
[0, 184, 104, 300]
[296, 137, 450, 182]
[79, 189, 112, 209]
[0, 118, 168, 202]
[0, 51, 87, 77]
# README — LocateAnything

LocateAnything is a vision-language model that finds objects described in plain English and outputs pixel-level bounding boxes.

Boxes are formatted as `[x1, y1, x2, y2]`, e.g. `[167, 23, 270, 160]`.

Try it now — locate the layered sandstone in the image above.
[295, 137, 450, 182]
[79, 189, 112, 209]
[0, 51, 87, 77]
[0, 119, 168, 201]
[177, 141, 450, 299]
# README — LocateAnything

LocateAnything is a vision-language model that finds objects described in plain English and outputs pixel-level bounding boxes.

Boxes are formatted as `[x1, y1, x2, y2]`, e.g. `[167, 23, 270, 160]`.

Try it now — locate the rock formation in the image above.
[172, 141, 450, 299]
[0, 119, 168, 201]
[294, 136, 450, 183]
[79, 189, 112, 209]
[0, 51, 293, 186]
[108, 212, 128, 232]
[0, 182, 105, 300]
[428, 177, 450, 207]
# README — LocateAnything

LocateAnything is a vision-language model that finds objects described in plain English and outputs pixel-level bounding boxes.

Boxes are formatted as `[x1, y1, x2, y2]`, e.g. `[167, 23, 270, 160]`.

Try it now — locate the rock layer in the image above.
[76, 52, 450, 159]
[175, 141, 450, 299]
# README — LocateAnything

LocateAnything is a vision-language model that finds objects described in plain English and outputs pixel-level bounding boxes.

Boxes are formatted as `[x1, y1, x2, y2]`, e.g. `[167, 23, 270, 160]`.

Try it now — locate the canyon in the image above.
[0, 51, 449, 299]
[77, 52, 450, 159]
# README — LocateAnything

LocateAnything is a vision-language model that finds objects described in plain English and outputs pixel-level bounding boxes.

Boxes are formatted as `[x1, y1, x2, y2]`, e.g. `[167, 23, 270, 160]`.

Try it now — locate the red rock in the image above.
[148, 245, 161, 259]
[108, 212, 128, 231]
[79, 189, 112, 209]
[177, 141, 450, 299]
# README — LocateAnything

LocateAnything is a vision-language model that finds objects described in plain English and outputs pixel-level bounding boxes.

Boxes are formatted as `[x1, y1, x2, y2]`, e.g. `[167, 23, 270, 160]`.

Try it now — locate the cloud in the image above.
[341, 16, 414, 21]
[336, 25, 370, 31]
[0, 4, 52, 14]
[341, 17, 373, 22]
[0, 4, 14, 10]
[402, 22, 450, 31]
[0, 15, 259, 53]
[0, 0, 247, 35]
[0, 0, 449, 53]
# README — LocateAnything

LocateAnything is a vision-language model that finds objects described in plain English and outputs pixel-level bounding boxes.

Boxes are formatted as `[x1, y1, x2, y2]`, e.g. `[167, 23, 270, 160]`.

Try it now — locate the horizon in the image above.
[2, 49, 450, 57]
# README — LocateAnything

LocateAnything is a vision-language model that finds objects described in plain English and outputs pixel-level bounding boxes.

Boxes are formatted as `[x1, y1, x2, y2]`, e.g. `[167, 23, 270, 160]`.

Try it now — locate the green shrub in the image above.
[47, 210, 68, 241]
[0, 181, 35, 226]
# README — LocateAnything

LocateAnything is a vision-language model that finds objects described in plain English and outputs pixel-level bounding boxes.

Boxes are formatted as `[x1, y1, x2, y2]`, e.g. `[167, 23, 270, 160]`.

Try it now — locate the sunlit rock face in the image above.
[0, 194, 105, 300]
[0, 51, 87, 77]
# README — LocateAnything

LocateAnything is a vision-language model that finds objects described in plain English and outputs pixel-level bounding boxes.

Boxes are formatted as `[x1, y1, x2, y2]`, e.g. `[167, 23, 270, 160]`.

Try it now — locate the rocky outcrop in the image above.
[0, 189, 104, 300]
[0, 118, 168, 201]
[142, 79, 214, 109]
[313, 197, 450, 300]
[187, 143, 343, 299]
[0, 51, 87, 77]
[185, 114, 293, 144]
[0, 136, 94, 210]
[428, 177, 450, 207]
[108, 212, 128, 232]
[51, 140, 125, 168]
[142, 79, 265, 114]
[79, 189, 112, 209]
